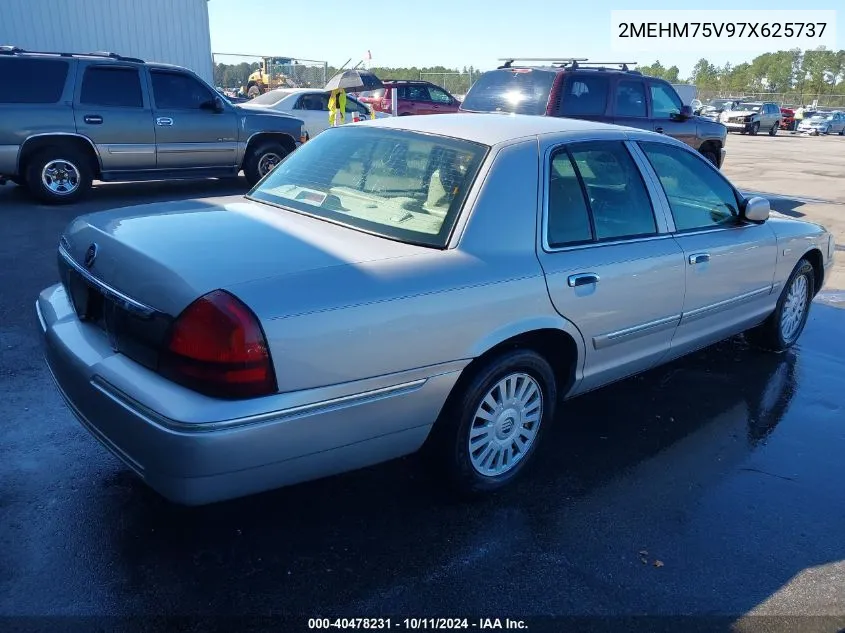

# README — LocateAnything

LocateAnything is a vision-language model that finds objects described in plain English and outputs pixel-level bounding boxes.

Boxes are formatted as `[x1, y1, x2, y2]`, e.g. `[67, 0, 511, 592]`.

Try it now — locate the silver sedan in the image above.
[38, 114, 835, 505]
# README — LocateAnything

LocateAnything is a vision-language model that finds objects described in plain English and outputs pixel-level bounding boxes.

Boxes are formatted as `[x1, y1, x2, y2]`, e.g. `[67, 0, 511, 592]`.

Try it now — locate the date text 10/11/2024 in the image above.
[307, 618, 528, 630]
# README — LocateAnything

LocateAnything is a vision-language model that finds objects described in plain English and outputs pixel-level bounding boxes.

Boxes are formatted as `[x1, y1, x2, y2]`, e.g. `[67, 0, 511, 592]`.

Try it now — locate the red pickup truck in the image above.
[780, 108, 795, 130]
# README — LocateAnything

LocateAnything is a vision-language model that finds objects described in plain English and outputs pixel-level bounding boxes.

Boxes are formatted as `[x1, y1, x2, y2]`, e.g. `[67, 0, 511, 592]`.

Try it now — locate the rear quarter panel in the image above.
[768, 217, 831, 291]
[228, 140, 584, 393]
[0, 58, 78, 175]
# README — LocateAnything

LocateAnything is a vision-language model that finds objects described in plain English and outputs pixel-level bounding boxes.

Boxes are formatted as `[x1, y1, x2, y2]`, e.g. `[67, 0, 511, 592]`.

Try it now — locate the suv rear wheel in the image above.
[769, 122, 779, 136]
[25, 146, 93, 205]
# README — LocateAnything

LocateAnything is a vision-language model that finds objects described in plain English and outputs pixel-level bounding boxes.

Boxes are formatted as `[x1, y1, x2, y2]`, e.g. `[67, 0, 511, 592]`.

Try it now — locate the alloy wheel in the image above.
[780, 274, 809, 343]
[41, 159, 81, 195]
[257, 152, 282, 178]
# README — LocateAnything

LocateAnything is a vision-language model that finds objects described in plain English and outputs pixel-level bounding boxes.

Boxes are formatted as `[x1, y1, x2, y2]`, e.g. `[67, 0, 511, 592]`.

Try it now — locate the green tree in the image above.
[664, 66, 680, 83]
[690, 58, 718, 89]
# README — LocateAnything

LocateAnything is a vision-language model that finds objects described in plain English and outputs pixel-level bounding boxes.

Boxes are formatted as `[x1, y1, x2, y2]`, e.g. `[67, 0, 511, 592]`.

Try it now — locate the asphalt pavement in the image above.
[1, 136, 845, 632]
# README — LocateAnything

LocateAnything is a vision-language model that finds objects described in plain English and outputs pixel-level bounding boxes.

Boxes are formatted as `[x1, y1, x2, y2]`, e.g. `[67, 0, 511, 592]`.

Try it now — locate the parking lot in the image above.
[1, 132, 844, 629]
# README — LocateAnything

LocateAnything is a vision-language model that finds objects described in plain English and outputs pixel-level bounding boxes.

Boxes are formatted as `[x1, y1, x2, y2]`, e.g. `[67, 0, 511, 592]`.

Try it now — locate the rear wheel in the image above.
[746, 258, 814, 352]
[242, 140, 289, 186]
[769, 122, 778, 136]
[25, 146, 93, 204]
[424, 349, 556, 495]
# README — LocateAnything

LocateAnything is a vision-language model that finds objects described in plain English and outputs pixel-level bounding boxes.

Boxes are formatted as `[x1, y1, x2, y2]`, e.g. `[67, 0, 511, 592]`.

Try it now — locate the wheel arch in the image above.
[459, 317, 586, 403]
[698, 138, 722, 163]
[241, 132, 297, 168]
[802, 248, 825, 297]
[18, 133, 102, 176]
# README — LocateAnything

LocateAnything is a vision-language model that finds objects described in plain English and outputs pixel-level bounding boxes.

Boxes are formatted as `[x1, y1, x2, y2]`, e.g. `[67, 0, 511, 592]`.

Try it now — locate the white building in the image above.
[0, 0, 214, 83]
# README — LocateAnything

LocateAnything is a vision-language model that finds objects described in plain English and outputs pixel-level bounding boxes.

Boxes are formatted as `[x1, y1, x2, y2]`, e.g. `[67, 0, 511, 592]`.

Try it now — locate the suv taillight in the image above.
[158, 290, 277, 399]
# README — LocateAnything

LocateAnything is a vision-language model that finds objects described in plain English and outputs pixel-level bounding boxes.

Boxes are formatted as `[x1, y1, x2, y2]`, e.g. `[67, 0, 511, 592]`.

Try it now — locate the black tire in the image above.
[749, 122, 760, 136]
[746, 258, 814, 352]
[769, 122, 778, 136]
[700, 149, 719, 167]
[424, 349, 557, 495]
[25, 146, 93, 205]
[242, 141, 289, 187]
[839, 127, 844, 136]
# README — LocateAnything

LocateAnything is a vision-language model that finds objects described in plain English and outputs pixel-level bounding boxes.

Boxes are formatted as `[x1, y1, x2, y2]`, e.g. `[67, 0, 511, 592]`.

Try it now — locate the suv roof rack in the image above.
[0, 46, 144, 63]
[497, 57, 639, 72]
[573, 61, 639, 71]
[498, 57, 587, 68]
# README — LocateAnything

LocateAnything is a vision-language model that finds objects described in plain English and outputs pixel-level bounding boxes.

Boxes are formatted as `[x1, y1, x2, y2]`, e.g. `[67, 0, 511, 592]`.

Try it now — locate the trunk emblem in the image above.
[84, 243, 98, 269]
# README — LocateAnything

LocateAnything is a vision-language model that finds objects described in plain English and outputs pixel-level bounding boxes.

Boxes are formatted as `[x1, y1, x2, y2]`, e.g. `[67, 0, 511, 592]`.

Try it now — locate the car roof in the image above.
[364, 112, 636, 146]
[263, 87, 359, 96]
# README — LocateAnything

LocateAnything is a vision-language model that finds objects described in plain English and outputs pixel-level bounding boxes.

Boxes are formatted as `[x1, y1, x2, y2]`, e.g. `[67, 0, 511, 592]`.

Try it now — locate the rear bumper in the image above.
[38, 284, 461, 505]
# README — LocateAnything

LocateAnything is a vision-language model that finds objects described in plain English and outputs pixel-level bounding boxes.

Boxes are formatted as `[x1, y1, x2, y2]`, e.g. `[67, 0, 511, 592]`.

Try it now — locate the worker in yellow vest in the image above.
[328, 88, 377, 127]
[793, 105, 805, 133]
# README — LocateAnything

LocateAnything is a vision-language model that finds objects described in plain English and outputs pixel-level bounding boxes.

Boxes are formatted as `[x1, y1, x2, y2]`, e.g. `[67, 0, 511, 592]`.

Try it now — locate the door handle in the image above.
[83, 115, 103, 125]
[568, 273, 600, 287]
[655, 127, 665, 134]
[156, 117, 174, 126]
[689, 253, 711, 265]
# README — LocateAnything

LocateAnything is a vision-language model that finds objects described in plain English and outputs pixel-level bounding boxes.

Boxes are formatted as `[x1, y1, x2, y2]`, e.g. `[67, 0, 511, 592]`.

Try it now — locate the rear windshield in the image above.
[248, 126, 488, 247]
[460, 68, 556, 115]
[0, 58, 69, 104]
[248, 90, 294, 105]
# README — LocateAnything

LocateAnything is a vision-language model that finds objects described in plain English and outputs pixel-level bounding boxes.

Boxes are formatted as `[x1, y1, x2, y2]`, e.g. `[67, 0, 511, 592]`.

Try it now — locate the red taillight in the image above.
[158, 290, 277, 399]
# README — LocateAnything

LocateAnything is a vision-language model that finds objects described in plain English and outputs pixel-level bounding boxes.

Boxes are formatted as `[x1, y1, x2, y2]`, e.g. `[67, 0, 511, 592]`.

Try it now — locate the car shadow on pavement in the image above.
[82, 323, 845, 619]
[740, 190, 838, 219]
[0, 177, 249, 215]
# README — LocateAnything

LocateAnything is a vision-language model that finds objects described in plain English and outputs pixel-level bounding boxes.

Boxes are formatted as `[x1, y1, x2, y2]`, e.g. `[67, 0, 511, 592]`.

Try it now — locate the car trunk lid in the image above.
[58, 198, 429, 373]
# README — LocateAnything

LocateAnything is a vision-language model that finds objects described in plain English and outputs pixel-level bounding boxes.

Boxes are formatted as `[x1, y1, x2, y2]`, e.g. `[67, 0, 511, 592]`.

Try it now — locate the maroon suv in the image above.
[460, 60, 728, 168]
[359, 80, 461, 116]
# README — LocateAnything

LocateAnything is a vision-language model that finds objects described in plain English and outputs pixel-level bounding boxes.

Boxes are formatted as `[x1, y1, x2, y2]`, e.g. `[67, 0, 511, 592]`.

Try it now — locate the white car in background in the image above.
[241, 88, 391, 138]
[797, 111, 845, 136]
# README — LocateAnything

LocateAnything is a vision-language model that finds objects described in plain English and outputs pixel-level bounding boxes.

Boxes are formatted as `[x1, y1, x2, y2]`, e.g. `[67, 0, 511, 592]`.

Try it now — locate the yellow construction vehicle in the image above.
[244, 57, 296, 97]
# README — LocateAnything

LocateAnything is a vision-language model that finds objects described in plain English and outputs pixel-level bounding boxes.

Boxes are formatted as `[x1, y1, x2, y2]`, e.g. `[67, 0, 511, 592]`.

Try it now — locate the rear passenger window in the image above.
[548, 151, 593, 247]
[0, 58, 68, 104]
[80, 66, 143, 108]
[547, 141, 657, 247]
[560, 75, 609, 116]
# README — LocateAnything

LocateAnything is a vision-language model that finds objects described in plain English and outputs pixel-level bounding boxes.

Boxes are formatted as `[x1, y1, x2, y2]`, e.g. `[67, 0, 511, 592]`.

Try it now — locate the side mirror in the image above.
[671, 105, 693, 121]
[743, 196, 770, 223]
